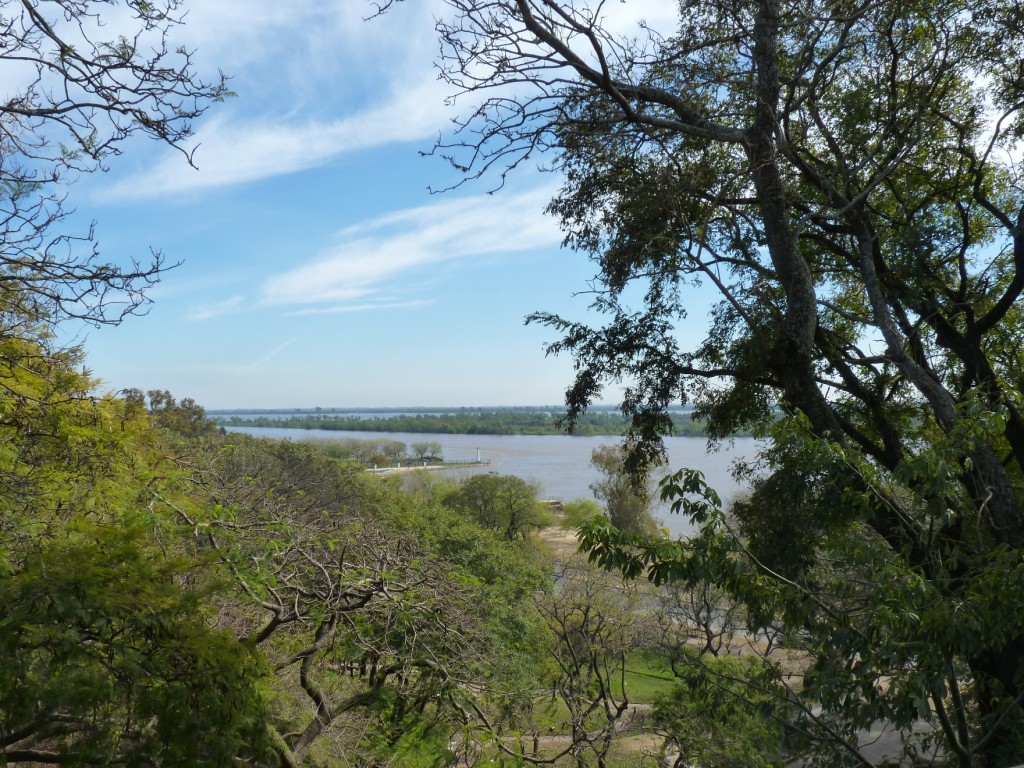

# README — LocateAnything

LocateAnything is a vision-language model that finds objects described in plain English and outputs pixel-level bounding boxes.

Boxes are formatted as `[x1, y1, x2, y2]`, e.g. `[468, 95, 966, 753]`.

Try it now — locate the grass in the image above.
[619, 654, 676, 703]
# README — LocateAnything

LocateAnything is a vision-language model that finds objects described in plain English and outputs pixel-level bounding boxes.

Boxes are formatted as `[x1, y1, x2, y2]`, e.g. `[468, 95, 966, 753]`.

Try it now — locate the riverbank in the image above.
[368, 460, 490, 476]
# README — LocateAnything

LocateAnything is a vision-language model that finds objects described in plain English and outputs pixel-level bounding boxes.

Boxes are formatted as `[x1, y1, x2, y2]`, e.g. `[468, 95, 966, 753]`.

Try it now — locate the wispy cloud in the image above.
[260, 186, 561, 311]
[94, 0, 452, 201]
[93, 0, 679, 202]
[100, 73, 451, 201]
[247, 338, 300, 371]
[187, 295, 246, 321]
[209, 338, 302, 376]
[283, 299, 433, 317]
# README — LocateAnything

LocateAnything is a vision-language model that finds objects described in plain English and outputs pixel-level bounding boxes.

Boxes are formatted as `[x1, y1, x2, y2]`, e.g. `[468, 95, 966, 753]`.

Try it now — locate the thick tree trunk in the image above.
[745, 0, 845, 443]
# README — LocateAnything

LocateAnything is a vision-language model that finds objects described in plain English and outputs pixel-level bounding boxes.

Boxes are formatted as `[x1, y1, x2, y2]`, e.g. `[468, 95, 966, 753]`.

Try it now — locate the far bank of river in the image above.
[225, 426, 760, 538]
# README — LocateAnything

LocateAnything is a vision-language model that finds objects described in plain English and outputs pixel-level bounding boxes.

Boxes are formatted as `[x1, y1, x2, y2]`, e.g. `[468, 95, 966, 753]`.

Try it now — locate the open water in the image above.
[223, 426, 760, 538]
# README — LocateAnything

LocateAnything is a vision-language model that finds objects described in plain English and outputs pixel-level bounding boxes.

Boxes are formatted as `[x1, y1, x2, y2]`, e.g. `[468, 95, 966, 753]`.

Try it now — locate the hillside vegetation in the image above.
[0, 356, 791, 766]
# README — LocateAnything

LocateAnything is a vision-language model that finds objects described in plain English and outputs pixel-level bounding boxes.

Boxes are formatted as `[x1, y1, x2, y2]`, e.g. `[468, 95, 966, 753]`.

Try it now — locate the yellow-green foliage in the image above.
[0, 330, 274, 765]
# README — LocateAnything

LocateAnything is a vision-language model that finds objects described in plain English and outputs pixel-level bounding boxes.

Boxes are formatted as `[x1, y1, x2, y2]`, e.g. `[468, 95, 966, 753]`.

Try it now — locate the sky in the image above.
[58, 0, 694, 410]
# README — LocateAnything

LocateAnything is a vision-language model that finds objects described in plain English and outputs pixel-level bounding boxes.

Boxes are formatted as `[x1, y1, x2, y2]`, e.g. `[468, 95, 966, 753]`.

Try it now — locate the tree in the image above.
[559, 498, 605, 529]
[0, 334, 273, 766]
[589, 444, 660, 536]
[0, 0, 229, 326]
[379, 0, 1024, 764]
[0, 525, 272, 767]
[136, 388, 220, 438]
[444, 473, 549, 540]
[381, 438, 408, 460]
[532, 557, 649, 768]
[172, 434, 544, 767]
[411, 440, 443, 460]
[653, 577, 745, 662]
[652, 652, 787, 768]
[0, 5, 243, 756]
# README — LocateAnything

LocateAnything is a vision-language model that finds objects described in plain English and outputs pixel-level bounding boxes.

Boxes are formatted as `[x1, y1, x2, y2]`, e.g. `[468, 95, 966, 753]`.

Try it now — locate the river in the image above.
[223, 426, 761, 538]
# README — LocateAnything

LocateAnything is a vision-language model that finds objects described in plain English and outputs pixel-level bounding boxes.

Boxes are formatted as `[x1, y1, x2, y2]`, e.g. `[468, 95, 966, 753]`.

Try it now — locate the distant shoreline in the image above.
[207, 404, 679, 416]
[210, 409, 735, 438]
[367, 461, 490, 476]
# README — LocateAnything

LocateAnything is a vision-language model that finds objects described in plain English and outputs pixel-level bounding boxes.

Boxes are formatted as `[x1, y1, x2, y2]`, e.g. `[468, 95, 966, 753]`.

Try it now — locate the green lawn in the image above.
[618, 654, 676, 703]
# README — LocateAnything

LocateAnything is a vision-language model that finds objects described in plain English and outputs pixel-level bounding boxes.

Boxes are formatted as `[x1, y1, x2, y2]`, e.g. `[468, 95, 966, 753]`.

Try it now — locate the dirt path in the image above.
[537, 525, 583, 561]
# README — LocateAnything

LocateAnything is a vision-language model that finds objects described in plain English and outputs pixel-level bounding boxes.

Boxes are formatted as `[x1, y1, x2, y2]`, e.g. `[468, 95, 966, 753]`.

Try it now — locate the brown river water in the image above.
[225, 426, 761, 538]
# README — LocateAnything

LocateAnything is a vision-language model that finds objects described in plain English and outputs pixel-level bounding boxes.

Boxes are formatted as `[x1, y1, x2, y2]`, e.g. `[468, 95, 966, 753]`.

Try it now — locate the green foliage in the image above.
[589, 444, 661, 536]
[171, 432, 552, 764]
[0, 329, 274, 765]
[387, 484, 548, 600]
[444, 473, 550, 541]
[559, 498, 604, 529]
[138, 388, 221, 438]
[581, 415, 1024, 766]
[653, 652, 787, 768]
[0, 524, 272, 766]
[358, 707, 456, 767]
[412, 0, 1024, 760]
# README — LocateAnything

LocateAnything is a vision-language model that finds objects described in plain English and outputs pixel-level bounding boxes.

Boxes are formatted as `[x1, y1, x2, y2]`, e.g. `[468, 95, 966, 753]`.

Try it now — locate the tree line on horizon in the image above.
[214, 409, 731, 437]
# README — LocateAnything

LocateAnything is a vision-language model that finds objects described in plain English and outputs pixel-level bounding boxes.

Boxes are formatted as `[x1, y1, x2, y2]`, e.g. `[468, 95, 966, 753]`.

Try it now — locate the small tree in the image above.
[377, 439, 405, 461]
[653, 652, 787, 768]
[445, 473, 548, 541]
[135, 388, 219, 438]
[590, 445, 660, 536]
[654, 578, 745, 662]
[411, 440, 443, 460]
[534, 557, 649, 768]
[559, 498, 604, 529]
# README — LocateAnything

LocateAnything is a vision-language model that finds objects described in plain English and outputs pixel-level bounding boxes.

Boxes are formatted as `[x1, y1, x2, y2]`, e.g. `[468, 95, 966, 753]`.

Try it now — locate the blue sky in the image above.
[61, 0, 694, 409]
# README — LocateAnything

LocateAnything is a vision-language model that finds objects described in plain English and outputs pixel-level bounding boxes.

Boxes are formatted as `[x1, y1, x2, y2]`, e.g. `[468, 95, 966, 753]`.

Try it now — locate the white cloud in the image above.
[95, 0, 677, 201]
[262, 186, 561, 309]
[283, 299, 433, 317]
[100, 70, 452, 200]
[187, 295, 246, 321]
[94, 0, 679, 202]
[130, 0, 442, 79]
[95, 0, 450, 201]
